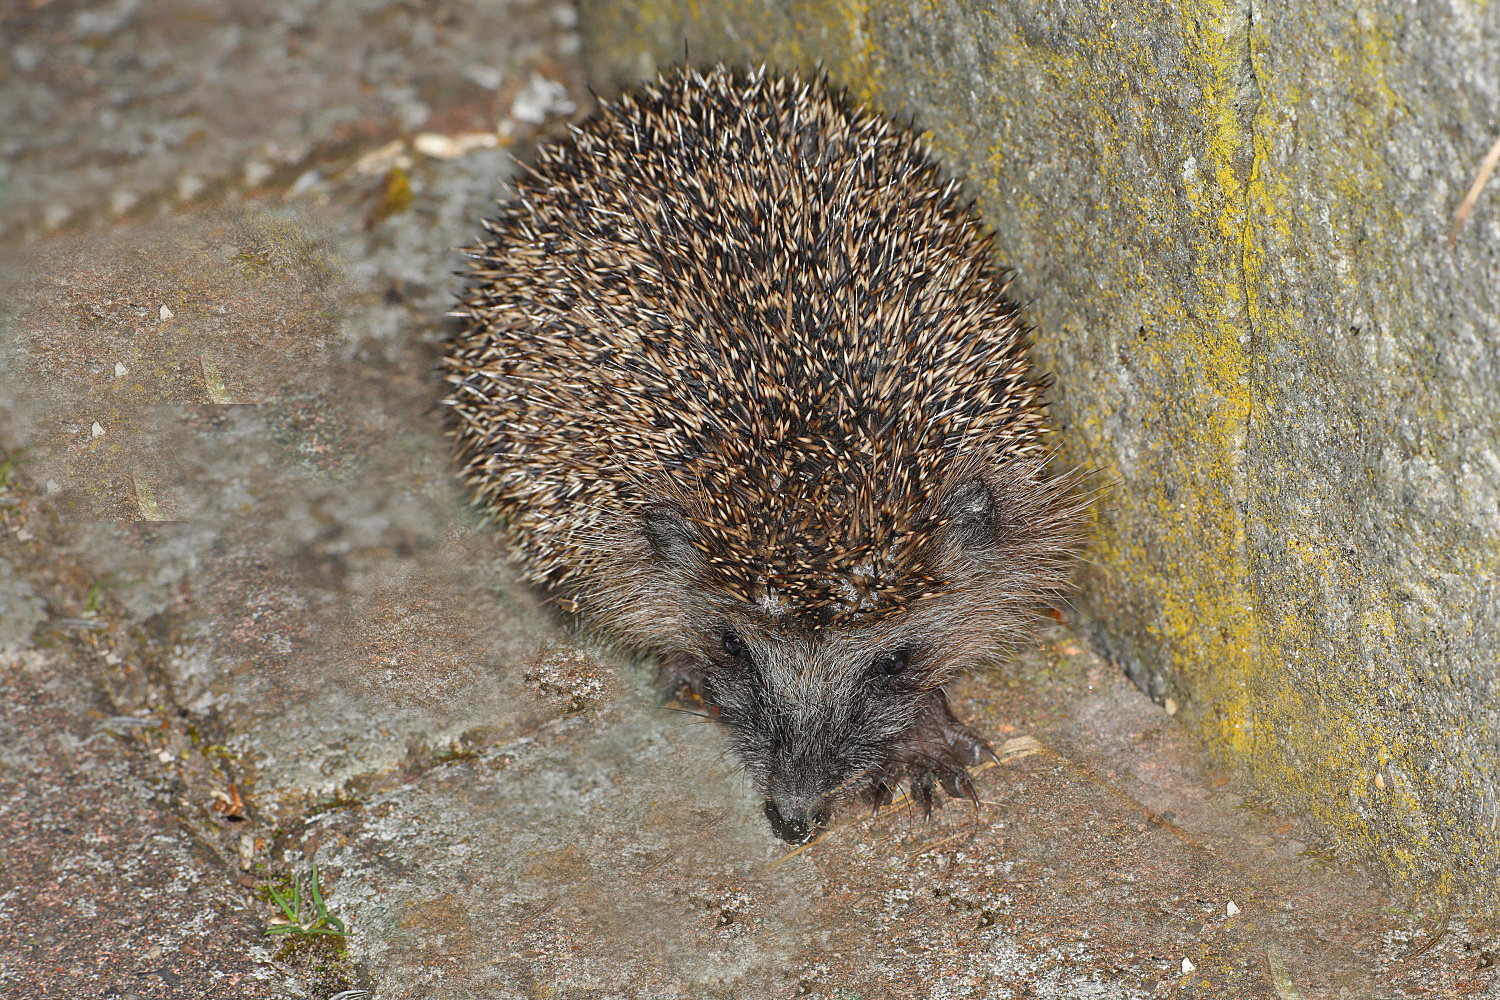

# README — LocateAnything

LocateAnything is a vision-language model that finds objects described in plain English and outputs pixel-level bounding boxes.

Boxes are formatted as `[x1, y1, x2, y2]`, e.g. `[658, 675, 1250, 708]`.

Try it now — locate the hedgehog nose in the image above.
[763, 797, 830, 844]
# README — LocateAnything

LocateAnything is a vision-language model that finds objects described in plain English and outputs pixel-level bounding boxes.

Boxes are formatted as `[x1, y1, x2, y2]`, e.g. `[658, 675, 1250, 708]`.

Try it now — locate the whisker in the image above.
[657, 705, 717, 721]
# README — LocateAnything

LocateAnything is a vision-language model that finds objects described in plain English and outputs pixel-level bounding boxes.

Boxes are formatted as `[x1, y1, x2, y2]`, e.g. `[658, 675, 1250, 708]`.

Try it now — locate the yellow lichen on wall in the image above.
[957, 0, 1266, 760]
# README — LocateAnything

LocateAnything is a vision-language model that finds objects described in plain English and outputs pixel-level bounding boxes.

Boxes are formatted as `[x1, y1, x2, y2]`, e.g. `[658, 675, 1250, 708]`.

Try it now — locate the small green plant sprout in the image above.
[265, 864, 351, 938]
[82, 572, 142, 616]
[84, 573, 118, 615]
[0, 447, 29, 490]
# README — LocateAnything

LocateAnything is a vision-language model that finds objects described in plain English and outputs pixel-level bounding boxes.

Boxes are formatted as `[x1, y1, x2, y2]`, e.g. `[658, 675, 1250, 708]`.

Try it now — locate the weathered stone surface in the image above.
[577, 0, 1500, 908]
[3, 0, 1498, 996]
[300, 646, 1485, 999]
[0, 646, 290, 999]
[0, 557, 43, 650]
[0, 176, 562, 826]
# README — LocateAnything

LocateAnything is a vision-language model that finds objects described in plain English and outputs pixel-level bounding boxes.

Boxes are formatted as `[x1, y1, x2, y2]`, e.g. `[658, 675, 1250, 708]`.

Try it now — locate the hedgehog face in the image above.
[696, 622, 940, 843]
[635, 462, 1084, 842]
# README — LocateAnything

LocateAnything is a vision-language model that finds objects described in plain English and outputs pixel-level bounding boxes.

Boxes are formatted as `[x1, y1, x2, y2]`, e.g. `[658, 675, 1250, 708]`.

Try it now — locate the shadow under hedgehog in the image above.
[443, 64, 1089, 844]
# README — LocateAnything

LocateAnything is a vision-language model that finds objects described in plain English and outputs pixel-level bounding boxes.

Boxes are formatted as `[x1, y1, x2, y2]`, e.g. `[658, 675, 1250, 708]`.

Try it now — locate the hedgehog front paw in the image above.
[865, 690, 990, 815]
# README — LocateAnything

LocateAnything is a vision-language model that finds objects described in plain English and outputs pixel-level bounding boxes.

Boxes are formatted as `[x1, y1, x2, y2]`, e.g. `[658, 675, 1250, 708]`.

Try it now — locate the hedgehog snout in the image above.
[753, 730, 837, 843]
[757, 731, 864, 843]
[762, 794, 832, 844]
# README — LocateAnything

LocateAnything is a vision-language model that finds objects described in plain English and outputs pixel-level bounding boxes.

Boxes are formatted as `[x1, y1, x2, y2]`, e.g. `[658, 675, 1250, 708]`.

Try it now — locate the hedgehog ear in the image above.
[641, 501, 701, 570]
[942, 477, 998, 551]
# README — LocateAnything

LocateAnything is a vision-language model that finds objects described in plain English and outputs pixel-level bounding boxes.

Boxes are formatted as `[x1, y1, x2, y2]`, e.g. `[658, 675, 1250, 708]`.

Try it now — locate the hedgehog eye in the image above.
[722, 630, 751, 663]
[869, 650, 909, 677]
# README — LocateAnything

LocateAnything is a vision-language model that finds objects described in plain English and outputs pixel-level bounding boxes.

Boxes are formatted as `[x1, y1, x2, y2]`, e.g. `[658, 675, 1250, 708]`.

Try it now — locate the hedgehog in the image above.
[443, 65, 1088, 844]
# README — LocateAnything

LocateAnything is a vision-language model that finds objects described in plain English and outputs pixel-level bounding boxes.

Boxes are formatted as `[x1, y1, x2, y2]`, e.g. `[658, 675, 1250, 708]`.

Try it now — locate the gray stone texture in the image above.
[0, 646, 292, 997]
[0, 556, 43, 650]
[2, 0, 1498, 996]
[577, 0, 1500, 909]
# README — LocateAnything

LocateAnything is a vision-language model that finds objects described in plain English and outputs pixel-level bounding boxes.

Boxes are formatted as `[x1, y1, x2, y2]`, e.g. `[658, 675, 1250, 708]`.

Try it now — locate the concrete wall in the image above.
[578, 0, 1500, 909]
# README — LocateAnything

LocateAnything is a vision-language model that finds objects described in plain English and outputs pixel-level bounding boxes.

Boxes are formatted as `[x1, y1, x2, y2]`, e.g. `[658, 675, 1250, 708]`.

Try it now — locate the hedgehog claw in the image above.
[940, 771, 968, 799]
[915, 776, 937, 816]
[976, 740, 1001, 767]
[873, 690, 993, 819]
